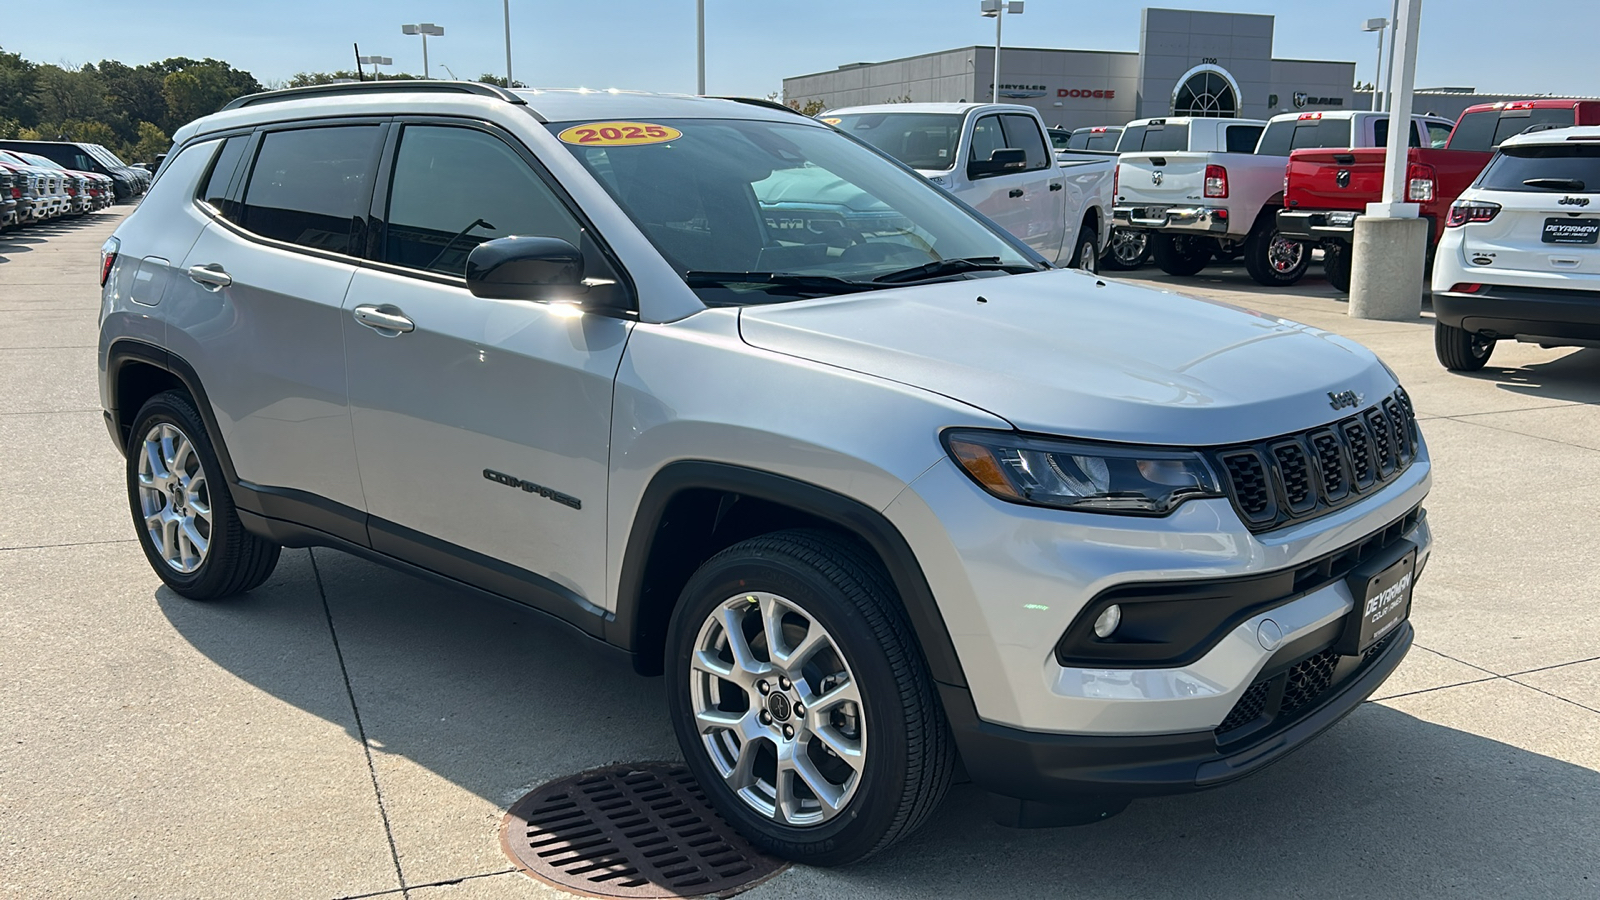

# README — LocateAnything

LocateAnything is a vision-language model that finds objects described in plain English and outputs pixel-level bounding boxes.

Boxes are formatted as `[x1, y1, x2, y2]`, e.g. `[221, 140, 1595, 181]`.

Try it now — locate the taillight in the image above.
[1407, 162, 1436, 202]
[1204, 164, 1228, 198]
[99, 236, 119, 287]
[1446, 200, 1501, 227]
[1113, 164, 1119, 199]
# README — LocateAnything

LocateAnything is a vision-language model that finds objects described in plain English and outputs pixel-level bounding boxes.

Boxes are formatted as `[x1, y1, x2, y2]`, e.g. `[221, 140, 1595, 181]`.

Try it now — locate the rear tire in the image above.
[1435, 321, 1495, 371]
[1243, 221, 1310, 287]
[1100, 228, 1150, 270]
[126, 391, 281, 600]
[1151, 233, 1211, 276]
[1067, 224, 1099, 274]
[665, 529, 953, 866]
[1324, 243, 1352, 293]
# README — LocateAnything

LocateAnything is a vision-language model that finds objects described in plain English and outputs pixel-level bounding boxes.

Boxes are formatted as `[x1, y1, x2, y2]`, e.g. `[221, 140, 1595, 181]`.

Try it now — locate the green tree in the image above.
[477, 74, 528, 88]
[129, 121, 171, 163]
[98, 60, 168, 139]
[31, 64, 106, 124]
[159, 60, 261, 131]
[286, 69, 423, 87]
[0, 48, 40, 125]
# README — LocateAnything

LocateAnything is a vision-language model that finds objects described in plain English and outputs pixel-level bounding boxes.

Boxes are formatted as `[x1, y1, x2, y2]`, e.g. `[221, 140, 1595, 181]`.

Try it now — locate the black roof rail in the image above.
[220, 80, 526, 112]
[713, 96, 814, 119]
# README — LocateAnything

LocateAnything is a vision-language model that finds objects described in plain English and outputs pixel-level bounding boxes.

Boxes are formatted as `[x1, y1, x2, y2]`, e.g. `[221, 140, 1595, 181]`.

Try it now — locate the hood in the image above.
[738, 269, 1398, 446]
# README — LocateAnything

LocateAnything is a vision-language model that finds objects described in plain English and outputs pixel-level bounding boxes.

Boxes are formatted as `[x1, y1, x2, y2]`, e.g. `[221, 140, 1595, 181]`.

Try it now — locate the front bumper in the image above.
[1435, 285, 1600, 345]
[1277, 209, 1359, 243]
[942, 621, 1412, 801]
[1114, 204, 1230, 234]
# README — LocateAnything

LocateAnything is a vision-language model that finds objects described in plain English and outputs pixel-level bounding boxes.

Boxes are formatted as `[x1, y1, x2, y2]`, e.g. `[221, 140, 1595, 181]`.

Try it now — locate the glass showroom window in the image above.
[1171, 65, 1241, 118]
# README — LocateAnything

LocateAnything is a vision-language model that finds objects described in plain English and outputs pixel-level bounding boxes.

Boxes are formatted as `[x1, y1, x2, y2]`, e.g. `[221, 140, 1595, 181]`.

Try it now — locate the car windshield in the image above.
[824, 113, 964, 171]
[550, 117, 1039, 305]
[19, 153, 64, 170]
[1478, 144, 1600, 192]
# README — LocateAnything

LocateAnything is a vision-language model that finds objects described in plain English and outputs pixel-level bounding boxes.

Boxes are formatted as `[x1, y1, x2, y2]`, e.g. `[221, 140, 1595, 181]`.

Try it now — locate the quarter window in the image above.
[239, 125, 383, 255]
[1225, 124, 1263, 154]
[1426, 121, 1454, 149]
[200, 136, 248, 220]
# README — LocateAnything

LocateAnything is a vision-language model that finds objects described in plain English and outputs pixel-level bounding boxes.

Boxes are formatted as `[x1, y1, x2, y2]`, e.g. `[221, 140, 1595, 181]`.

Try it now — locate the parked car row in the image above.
[0, 139, 146, 231]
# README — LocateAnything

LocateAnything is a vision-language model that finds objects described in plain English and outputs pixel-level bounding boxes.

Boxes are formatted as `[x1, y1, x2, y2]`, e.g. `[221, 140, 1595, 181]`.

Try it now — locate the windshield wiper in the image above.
[1524, 177, 1586, 191]
[683, 271, 877, 295]
[870, 256, 1039, 284]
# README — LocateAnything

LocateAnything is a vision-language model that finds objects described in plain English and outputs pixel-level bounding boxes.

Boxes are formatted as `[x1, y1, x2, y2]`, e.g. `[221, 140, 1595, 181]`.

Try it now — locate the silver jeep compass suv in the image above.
[98, 82, 1432, 865]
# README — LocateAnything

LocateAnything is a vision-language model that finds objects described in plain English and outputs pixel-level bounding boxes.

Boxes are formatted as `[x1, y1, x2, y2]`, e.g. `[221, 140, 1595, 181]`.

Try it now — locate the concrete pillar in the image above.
[1349, 216, 1428, 321]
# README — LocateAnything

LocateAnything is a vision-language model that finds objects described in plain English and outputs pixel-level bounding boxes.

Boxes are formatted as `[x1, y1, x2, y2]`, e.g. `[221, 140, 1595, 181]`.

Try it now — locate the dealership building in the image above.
[786, 7, 1389, 130]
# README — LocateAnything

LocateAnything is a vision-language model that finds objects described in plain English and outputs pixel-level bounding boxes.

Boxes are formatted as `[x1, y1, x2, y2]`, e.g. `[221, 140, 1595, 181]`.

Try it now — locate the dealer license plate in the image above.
[1542, 217, 1600, 244]
[1338, 542, 1416, 655]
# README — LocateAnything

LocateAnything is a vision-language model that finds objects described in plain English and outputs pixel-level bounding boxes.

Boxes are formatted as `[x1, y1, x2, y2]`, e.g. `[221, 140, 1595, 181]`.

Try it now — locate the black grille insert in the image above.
[1209, 389, 1419, 533]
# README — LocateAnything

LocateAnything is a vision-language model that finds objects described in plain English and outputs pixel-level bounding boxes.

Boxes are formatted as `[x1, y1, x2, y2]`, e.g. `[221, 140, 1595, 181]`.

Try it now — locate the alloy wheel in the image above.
[1268, 234, 1305, 273]
[689, 591, 865, 827]
[136, 422, 213, 573]
[1111, 229, 1147, 266]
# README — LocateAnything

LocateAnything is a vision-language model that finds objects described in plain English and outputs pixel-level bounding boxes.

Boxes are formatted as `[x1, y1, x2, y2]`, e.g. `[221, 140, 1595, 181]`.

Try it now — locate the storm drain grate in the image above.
[500, 762, 787, 898]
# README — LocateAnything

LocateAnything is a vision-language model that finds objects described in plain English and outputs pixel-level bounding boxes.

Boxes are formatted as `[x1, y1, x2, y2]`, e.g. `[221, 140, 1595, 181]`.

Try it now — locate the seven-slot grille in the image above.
[1209, 388, 1419, 533]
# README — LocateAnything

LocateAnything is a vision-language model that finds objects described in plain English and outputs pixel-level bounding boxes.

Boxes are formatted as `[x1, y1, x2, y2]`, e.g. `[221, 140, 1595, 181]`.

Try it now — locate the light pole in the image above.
[696, 0, 706, 95]
[358, 55, 393, 81]
[1383, 0, 1400, 109]
[503, 0, 514, 87]
[401, 23, 445, 78]
[1362, 18, 1387, 111]
[980, 1, 1024, 105]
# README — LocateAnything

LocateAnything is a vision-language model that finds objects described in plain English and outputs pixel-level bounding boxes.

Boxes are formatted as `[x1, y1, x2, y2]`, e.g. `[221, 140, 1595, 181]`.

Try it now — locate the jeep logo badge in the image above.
[1328, 390, 1363, 410]
[1559, 196, 1591, 207]
[1151, 171, 1163, 186]
[1336, 169, 1351, 189]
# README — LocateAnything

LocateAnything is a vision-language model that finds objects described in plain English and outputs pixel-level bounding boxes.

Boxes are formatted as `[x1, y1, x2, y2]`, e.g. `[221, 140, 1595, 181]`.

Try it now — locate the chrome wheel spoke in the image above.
[690, 589, 866, 827]
[136, 420, 213, 574]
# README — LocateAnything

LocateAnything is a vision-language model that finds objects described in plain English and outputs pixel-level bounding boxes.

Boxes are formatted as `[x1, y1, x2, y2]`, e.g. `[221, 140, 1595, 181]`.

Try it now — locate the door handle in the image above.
[1009, 188, 1025, 198]
[353, 304, 415, 335]
[1049, 182, 1064, 191]
[186, 263, 232, 289]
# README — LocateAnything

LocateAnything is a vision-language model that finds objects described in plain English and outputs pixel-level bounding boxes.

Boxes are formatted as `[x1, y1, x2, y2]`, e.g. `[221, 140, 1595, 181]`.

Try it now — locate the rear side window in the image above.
[1477, 144, 1600, 192]
[199, 136, 248, 221]
[1371, 118, 1422, 149]
[240, 125, 382, 255]
[1066, 131, 1091, 150]
[1225, 125, 1262, 154]
[384, 125, 586, 276]
[1426, 121, 1454, 149]
[999, 114, 1051, 171]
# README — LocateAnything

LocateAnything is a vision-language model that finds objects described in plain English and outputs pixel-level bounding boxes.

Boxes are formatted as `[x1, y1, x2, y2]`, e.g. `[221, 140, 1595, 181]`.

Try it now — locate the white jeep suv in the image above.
[1432, 125, 1600, 370]
[98, 82, 1432, 864]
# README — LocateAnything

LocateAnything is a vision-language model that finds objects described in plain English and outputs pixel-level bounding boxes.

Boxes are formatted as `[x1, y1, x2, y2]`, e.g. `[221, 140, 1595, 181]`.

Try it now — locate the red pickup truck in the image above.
[1277, 99, 1600, 291]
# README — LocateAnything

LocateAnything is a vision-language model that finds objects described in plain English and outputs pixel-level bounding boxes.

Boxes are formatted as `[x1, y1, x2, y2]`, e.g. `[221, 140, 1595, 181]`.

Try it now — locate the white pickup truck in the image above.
[1098, 116, 1266, 270]
[826, 103, 1114, 271]
[1114, 110, 1453, 286]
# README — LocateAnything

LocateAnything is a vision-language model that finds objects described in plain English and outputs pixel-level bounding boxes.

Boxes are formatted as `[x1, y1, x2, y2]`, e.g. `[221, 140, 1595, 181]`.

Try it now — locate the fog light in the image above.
[1093, 604, 1122, 638]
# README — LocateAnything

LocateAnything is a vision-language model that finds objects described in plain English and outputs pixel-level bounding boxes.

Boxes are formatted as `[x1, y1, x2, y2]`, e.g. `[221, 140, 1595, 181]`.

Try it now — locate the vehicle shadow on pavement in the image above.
[157, 548, 1600, 897]
[1470, 347, 1600, 406]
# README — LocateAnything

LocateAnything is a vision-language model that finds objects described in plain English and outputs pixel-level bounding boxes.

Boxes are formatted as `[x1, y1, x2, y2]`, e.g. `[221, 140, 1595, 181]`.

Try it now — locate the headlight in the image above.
[944, 430, 1223, 515]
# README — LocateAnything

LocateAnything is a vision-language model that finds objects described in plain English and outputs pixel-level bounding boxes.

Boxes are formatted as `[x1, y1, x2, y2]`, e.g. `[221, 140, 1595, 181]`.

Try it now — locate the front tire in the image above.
[1243, 222, 1310, 286]
[665, 530, 953, 866]
[1435, 321, 1495, 371]
[127, 391, 281, 599]
[1067, 224, 1099, 274]
[1151, 233, 1211, 276]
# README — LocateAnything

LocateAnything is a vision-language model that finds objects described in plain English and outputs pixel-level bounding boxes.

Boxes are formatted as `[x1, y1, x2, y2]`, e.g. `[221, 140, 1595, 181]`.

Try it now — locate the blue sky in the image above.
[2, 1, 1591, 98]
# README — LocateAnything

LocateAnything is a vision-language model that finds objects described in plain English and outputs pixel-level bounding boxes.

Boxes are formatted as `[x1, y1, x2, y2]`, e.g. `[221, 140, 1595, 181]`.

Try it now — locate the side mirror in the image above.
[967, 147, 1028, 179]
[465, 236, 585, 301]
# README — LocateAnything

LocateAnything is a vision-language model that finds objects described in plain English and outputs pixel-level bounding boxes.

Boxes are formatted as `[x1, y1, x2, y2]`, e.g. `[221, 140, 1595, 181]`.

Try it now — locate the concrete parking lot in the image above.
[2, 208, 1597, 899]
